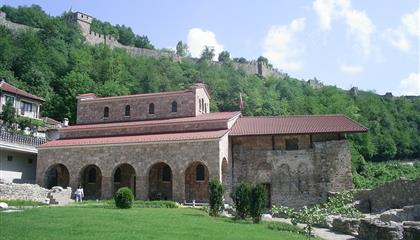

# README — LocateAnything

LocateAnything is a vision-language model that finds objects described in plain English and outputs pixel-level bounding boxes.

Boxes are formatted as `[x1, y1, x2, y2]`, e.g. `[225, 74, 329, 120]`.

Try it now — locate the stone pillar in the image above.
[137, 173, 148, 200]
[101, 176, 112, 198]
[172, 173, 185, 202]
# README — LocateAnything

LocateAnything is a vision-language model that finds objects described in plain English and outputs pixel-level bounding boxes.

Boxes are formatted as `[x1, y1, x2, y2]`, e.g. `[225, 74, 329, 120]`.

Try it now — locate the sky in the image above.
[2, 0, 420, 95]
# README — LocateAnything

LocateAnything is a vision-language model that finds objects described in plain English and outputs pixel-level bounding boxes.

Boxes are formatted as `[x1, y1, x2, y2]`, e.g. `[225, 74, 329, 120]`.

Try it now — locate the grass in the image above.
[68, 199, 180, 208]
[0, 206, 318, 240]
[0, 199, 46, 207]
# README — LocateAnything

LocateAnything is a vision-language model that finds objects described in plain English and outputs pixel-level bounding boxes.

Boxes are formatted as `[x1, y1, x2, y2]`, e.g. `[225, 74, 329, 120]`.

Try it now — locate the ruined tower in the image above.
[66, 12, 92, 35]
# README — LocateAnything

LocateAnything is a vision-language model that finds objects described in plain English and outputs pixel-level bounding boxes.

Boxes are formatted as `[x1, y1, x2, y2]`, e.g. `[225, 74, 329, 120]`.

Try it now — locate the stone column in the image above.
[137, 173, 148, 200]
[172, 173, 185, 202]
[101, 176, 112, 198]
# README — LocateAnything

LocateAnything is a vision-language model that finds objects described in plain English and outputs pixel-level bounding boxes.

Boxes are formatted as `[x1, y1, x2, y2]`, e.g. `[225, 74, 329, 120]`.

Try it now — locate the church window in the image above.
[103, 107, 109, 118]
[125, 105, 130, 116]
[149, 103, 155, 114]
[196, 164, 205, 181]
[171, 101, 177, 112]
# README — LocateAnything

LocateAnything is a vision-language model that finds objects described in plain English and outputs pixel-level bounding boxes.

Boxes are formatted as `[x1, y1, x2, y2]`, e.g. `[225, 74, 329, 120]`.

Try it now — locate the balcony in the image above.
[0, 128, 47, 148]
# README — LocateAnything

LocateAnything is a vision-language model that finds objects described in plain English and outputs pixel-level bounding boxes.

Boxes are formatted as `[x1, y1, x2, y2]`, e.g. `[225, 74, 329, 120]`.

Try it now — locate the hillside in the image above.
[0, 5, 419, 167]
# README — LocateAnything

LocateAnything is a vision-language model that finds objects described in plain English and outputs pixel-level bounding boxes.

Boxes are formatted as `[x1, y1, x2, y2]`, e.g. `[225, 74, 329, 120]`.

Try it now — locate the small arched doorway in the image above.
[44, 164, 70, 189]
[185, 162, 209, 203]
[113, 163, 136, 195]
[148, 162, 172, 200]
[80, 165, 102, 199]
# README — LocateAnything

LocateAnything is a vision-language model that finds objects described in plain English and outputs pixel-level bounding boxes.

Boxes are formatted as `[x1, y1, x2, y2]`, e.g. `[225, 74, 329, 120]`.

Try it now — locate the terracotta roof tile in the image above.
[0, 80, 44, 101]
[60, 112, 241, 132]
[39, 130, 228, 148]
[229, 115, 368, 136]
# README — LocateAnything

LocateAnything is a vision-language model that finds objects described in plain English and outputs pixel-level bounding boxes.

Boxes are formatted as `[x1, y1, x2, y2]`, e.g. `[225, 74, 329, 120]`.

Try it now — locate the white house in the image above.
[0, 80, 47, 183]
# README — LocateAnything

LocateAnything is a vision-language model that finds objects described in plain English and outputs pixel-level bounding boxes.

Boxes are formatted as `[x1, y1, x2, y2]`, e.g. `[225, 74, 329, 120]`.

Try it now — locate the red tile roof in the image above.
[60, 112, 241, 132]
[39, 129, 228, 148]
[0, 80, 44, 101]
[229, 115, 368, 136]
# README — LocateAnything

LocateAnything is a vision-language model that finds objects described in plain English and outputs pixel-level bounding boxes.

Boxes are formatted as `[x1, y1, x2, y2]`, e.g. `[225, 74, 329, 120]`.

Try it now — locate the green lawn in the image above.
[0, 206, 314, 240]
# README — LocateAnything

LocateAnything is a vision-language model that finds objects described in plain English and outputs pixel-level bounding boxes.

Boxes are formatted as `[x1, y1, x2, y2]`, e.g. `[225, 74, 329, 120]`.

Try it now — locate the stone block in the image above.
[358, 219, 403, 240]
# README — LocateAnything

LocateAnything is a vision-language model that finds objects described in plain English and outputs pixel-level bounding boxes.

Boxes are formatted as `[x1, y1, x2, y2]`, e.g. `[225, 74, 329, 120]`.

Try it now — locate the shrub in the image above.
[323, 191, 361, 218]
[208, 179, 225, 216]
[230, 181, 251, 219]
[114, 187, 134, 209]
[133, 200, 179, 208]
[249, 184, 266, 223]
[272, 205, 325, 240]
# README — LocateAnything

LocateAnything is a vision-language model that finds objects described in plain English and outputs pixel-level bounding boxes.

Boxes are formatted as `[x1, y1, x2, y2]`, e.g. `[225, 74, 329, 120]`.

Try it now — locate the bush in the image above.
[133, 200, 178, 208]
[230, 181, 251, 219]
[208, 179, 225, 216]
[249, 184, 266, 223]
[114, 187, 134, 209]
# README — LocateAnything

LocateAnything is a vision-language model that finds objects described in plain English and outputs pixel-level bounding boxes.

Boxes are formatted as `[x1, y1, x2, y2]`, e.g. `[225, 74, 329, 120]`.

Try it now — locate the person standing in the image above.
[75, 185, 84, 202]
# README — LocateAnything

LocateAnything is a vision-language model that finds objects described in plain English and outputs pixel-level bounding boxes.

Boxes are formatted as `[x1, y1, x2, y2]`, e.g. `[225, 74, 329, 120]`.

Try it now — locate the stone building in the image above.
[37, 83, 367, 207]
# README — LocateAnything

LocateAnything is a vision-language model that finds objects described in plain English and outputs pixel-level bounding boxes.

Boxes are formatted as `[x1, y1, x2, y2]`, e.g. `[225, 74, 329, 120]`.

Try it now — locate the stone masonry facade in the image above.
[231, 134, 353, 207]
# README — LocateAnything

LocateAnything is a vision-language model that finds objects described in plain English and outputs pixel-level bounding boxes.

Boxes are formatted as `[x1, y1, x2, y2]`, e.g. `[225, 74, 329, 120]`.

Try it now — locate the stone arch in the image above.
[79, 164, 102, 199]
[279, 164, 291, 194]
[298, 163, 309, 193]
[148, 162, 172, 200]
[44, 164, 70, 189]
[112, 163, 136, 195]
[185, 161, 209, 203]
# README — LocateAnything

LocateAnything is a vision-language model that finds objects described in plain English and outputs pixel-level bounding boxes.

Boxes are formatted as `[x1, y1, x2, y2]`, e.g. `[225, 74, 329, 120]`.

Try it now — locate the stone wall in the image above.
[0, 183, 48, 202]
[0, 11, 38, 32]
[355, 178, 420, 213]
[231, 134, 352, 208]
[76, 91, 196, 124]
[37, 137, 227, 202]
[76, 84, 210, 125]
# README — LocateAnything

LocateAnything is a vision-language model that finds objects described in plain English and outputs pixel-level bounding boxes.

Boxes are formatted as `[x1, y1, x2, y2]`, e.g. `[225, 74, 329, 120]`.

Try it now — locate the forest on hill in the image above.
[1, 5, 419, 175]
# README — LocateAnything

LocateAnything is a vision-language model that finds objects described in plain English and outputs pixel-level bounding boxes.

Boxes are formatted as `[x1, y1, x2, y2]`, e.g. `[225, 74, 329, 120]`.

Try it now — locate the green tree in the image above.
[200, 46, 215, 61]
[208, 179, 225, 216]
[176, 40, 189, 57]
[257, 56, 269, 65]
[135, 35, 155, 49]
[0, 101, 16, 126]
[230, 182, 251, 219]
[218, 51, 230, 63]
[249, 184, 266, 223]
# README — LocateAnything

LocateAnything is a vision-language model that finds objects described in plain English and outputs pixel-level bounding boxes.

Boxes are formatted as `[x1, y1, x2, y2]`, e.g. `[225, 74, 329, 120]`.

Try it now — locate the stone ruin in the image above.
[327, 178, 420, 240]
[0, 182, 72, 205]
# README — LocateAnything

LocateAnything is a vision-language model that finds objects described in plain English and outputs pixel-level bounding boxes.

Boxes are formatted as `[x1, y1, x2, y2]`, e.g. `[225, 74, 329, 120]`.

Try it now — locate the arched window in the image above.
[114, 168, 121, 183]
[171, 101, 177, 112]
[125, 105, 130, 116]
[196, 164, 205, 181]
[162, 165, 171, 182]
[199, 98, 202, 111]
[88, 167, 96, 183]
[149, 103, 155, 114]
[205, 103, 207, 113]
[103, 107, 109, 118]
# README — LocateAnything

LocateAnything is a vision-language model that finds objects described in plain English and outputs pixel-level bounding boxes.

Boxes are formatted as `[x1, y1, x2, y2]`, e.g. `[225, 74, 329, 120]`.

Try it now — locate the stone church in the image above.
[37, 83, 367, 207]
